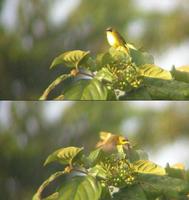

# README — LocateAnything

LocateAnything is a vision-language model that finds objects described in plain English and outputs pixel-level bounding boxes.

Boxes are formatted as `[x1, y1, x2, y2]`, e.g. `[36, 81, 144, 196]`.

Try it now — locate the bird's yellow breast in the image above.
[106, 32, 117, 47]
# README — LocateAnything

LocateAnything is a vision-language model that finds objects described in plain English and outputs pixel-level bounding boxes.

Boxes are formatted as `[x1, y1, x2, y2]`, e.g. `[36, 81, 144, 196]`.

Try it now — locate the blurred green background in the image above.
[0, 0, 189, 99]
[0, 101, 189, 200]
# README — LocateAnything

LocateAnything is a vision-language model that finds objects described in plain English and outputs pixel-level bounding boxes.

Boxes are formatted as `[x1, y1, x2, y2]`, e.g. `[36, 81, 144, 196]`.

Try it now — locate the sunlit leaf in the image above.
[59, 175, 102, 200]
[43, 192, 59, 200]
[50, 50, 90, 69]
[140, 64, 172, 80]
[176, 65, 189, 72]
[171, 65, 189, 83]
[44, 147, 83, 166]
[134, 160, 166, 175]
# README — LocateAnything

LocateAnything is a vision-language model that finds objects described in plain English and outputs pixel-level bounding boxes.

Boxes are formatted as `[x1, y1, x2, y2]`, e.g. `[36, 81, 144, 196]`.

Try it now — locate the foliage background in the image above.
[0, 101, 189, 200]
[0, 0, 189, 99]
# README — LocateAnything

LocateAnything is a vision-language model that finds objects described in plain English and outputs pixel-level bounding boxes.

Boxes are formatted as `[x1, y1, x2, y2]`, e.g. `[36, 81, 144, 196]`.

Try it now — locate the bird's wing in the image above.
[99, 131, 112, 140]
[116, 31, 127, 45]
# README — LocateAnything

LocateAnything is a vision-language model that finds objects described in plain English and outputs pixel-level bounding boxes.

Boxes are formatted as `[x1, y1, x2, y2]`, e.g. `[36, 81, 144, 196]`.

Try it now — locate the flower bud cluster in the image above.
[100, 156, 137, 188]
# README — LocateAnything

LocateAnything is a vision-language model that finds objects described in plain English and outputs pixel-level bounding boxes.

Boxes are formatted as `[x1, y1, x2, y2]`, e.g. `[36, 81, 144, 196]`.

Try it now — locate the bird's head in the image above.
[106, 27, 114, 32]
[118, 136, 130, 145]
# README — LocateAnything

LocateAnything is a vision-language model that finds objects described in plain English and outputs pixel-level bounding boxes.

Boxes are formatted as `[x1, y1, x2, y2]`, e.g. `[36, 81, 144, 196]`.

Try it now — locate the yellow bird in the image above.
[106, 27, 129, 54]
[96, 131, 130, 152]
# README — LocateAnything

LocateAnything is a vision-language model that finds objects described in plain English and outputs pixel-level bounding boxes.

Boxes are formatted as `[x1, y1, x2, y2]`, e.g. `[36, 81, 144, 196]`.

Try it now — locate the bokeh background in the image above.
[0, 101, 189, 199]
[0, 0, 189, 99]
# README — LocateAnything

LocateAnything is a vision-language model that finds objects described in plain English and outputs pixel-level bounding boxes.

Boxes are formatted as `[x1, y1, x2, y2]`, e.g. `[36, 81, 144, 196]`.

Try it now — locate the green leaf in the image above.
[43, 192, 59, 200]
[109, 47, 129, 61]
[144, 77, 189, 100]
[63, 79, 108, 100]
[138, 174, 189, 198]
[44, 147, 83, 166]
[134, 160, 166, 175]
[95, 67, 116, 83]
[78, 55, 95, 69]
[171, 65, 189, 83]
[130, 49, 154, 66]
[136, 150, 149, 160]
[140, 64, 172, 80]
[96, 52, 113, 67]
[176, 65, 189, 72]
[59, 175, 102, 200]
[126, 149, 148, 163]
[126, 149, 140, 162]
[120, 87, 152, 100]
[100, 186, 112, 200]
[87, 148, 104, 166]
[112, 185, 147, 200]
[89, 165, 107, 180]
[50, 50, 90, 69]
[165, 164, 186, 180]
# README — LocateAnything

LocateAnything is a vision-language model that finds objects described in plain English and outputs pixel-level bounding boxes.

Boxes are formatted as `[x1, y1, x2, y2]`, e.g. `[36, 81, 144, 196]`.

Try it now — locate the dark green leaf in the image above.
[44, 147, 83, 166]
[165, 163, 186, 180]
[96, 52, 113, 67]
[138, 174, 189, 198]
[126, 149, 140, 162]
[87, 148, 104, 166]
[127, 149, 149, 163]
[144, 77, 189, 100]
[136, 150, 149, 160]
[120, 87, 152, 100]
[100, 186, 112, 200]
[78, 55, 96, 69]
[112, 185, 147, 200]
[130, 49, 154, 66]
[109, 47, 130, 61]
[59, 175, 102, 200]
[50, 50, 90, 69]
